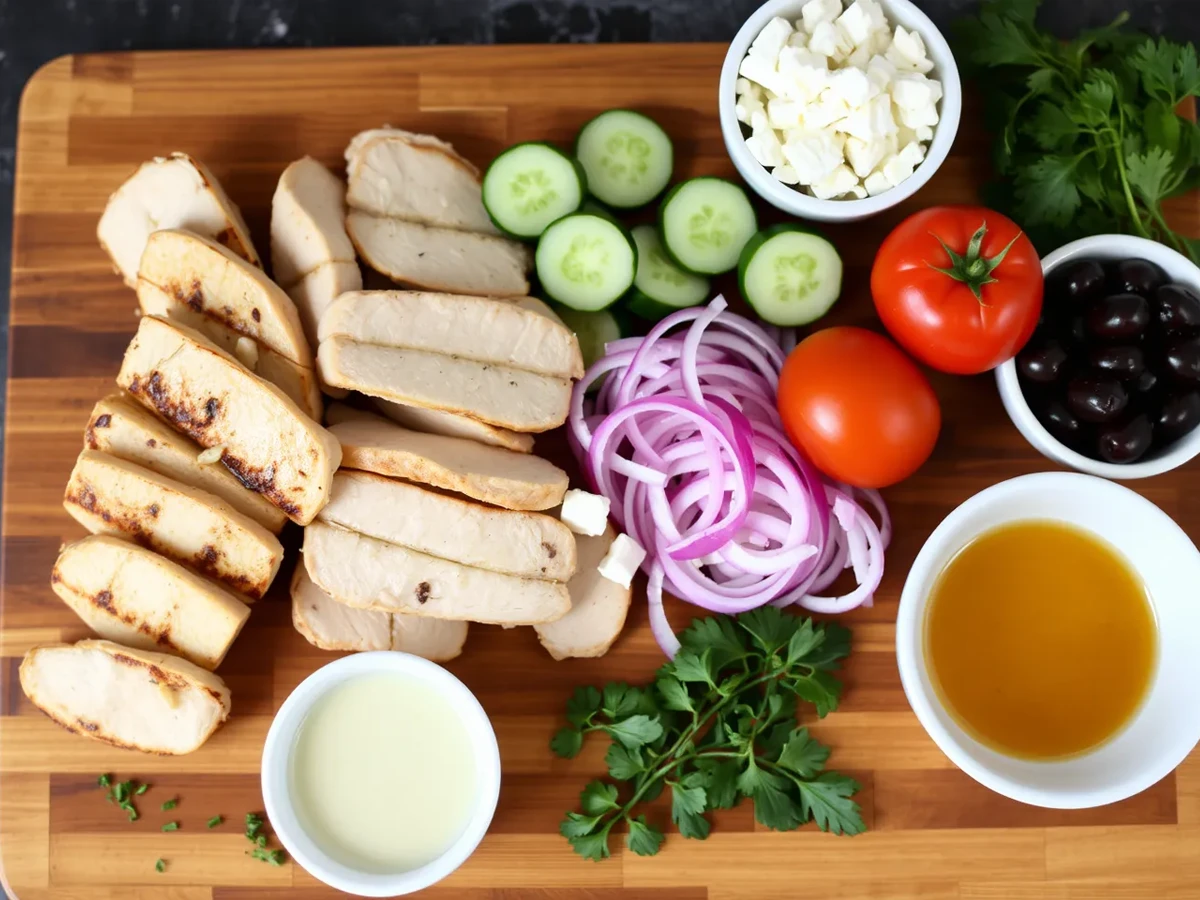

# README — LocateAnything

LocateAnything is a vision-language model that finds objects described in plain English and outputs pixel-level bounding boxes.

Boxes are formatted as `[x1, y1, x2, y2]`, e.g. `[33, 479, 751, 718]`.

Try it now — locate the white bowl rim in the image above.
[261, 651, 501, 897]
[896, 470, 1200, 808]
[995, 234, 1200, 479]
[718, 0, 963, 220]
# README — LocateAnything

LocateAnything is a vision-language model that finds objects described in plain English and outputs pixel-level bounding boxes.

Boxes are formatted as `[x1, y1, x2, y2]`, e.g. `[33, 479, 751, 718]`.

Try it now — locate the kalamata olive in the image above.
[1037, 400, 1084, 445]
[1018, 339, 1070, 384]
[1155, 392, 1200, 441]
[1111, 258, 1168, 296]
[1164, 337, 1200, 383]
[1098, 414, 1153, 463]
[1057, 259, 1107, 303]
[1155, 283, 1200, 335]
[1089, 345, 1145, 380]
[1067, 376, 1128, 423]
[1086, 293, 1150, 341]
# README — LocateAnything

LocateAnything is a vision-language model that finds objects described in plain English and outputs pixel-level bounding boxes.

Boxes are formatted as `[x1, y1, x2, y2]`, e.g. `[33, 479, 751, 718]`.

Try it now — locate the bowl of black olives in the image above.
[996, 235, 1200, 478]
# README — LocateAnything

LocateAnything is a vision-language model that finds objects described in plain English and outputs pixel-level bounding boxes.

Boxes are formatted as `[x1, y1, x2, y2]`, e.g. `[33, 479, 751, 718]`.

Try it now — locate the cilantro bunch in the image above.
[551, 608, 864, 860]
[955, 0, 1200, 262]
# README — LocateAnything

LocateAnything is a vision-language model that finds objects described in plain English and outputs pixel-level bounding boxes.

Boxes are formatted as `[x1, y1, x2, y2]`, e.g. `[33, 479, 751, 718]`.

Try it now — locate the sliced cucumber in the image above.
[737, 224, 843, 326]
[552, 304, 626, 369]
[659, 178, 758, 276]
[482, 143, 585, 239]
[575, 110, 673, 209]
[535, 213, 637, 312]
[626, 224, 710, 321]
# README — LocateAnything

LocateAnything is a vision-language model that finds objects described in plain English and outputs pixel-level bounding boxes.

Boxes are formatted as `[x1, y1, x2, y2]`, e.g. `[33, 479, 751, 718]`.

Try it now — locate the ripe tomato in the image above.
[778, 327, 940, 488]
[871, 206, 1043, 375]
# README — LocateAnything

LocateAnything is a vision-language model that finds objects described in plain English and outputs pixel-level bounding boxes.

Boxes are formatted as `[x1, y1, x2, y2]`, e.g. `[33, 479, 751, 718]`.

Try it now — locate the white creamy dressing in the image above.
[289, 672, 478, 873]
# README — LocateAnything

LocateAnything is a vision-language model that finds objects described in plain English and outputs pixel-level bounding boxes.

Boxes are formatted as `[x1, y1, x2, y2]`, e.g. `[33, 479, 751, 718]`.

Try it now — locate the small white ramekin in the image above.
[719, 0, 962, 223]
[995, 234, 1200, 479]
[897, 472, 1200, 809]
[262, 652, 500, 897]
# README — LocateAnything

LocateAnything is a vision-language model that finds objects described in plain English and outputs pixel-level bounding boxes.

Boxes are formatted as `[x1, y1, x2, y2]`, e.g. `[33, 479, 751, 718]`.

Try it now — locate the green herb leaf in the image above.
[677, 615, 747, 670]
[161, 822, 179, 832]
[113, 781, 131, 804]
[127, 807, 139, 822]
[135, 783, 149, 795]
[568, 829, 611, 861]
[97, 774, 111, 788]
[605, 743, 646, 781]
[560, 811, 603, 838]
[669, 780, 710, 840]
[604, 715, 664, 750]
[550, 727, 584, 759]
[256, 834, 268, 848]
[579, 781, 620, 816]
[786, 670, 843, 718]
[566, 686, 602, 728]
[207, 815, 223, 829]
[601, 683, 644, 719]
[1126, 147, 1177, 204]
[751, 776, 804, 832]
[160, 798, 178, 812]
[797, 773, 865, 836]
[626, 816, 665, 857]
[775, 728, 831, 779]
[656, 674, 694, 713]
[801, 623, 851, 670]
[783, 619, 822, 667]
[671, 648, 715, 686]
[251, 848, 287, 866]
[154, 859, 165, 873]
[738, 605, 798, 655]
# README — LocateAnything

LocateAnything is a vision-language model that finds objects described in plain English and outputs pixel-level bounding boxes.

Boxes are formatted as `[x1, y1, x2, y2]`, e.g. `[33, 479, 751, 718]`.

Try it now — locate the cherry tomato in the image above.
[871, 206, 1043, 375]
[778, 327, 941, 488]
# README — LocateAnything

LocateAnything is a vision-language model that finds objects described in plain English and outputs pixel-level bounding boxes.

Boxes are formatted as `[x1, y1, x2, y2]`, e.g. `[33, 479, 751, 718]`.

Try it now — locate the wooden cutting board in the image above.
[3, 46, 1200, 900]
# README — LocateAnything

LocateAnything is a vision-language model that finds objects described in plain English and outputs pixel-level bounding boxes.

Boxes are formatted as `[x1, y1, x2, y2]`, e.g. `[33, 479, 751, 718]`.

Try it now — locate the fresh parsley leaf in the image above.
[626, 816, 665, 856]
[135, 783, 149, 796]
[154, 859, 165, 873]
[797, 773, 865, 836]
[559, 811, 603, 838]
[579, 781, 620, 816]
[160, 798, 178, 812]
[97, 774, 111, 788]
[677, 615, 746, 671]
[671, 647, 715, 686]
[786, 669, 842, 718]
[1126, 147, 1178, 204]
[656, 674, 695, 713]
[775, 728, 831, 779]
[784, 619, 821, 667]
[738, 605, 797, 655]
[207, 815, 223, 829]
[604, 715, 663, 750]
[568, 829, 611, 861]
[670, 781, 710, 840]
[1015, 156, 1081, 228]
[751, 777, 804, 832]
[735, 762, 782, 799]
[695, 758, 740, 810]
[801, 623, 851, 670]
[605, 743, 646, 781]
[1025, 102, 1081, 151]
[161, 822, 179, 832]
[566, 686, 602, 728]
[602, 683, 643, 719]
[550, 727, 584, 759]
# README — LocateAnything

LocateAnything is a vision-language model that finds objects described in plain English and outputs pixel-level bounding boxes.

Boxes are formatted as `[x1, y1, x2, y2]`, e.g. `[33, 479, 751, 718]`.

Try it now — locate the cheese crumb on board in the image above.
[560, 489, 611, 536]
[598, 534, 646, 589]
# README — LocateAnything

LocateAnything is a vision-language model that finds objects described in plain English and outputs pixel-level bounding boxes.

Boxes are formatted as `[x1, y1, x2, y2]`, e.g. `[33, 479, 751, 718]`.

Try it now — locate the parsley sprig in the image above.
[955, 0, 1200, 263]
[552, 608, 863, 860]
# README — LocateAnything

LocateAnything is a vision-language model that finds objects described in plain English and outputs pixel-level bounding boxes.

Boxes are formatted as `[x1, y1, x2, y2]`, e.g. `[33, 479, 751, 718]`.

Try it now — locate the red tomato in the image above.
[871, 206, 1043, 375]
[778, 327, 940, 488]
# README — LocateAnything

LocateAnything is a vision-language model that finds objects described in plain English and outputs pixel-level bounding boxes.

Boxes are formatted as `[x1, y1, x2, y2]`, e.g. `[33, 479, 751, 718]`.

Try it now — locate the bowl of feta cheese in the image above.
[720, 0, 961, 221]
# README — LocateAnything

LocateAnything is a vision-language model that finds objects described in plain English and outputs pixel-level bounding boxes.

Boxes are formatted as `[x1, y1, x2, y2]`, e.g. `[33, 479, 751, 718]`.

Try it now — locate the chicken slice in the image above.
[97, 153, 259, 287]
[368, 398, 533, 453]
[85, 393, 286, 533]
[117, 316, 341, 525]
[304, 522, 569, 625]
[52, 535, 250, 670]
[318, 337, 570, 432]
[321, 291, 583, 380]
[291, 566, 467, 661]
[63, 450, 283, 600]
[345, 128, 497, 234]
[271, 156, 358, 290]
[20, 639, 231, 755]
[535, 524, 633, 660]
[326, 407, 566, 510]
[285, 260, 363, 352]
[320, 470, 577, 581]
[347, 211, 530, 298]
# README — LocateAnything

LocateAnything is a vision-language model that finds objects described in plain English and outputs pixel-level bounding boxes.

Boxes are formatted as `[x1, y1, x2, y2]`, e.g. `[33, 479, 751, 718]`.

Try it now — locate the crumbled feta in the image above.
[767, 96, 805, 130]
[787, 30, 809, 48]
[782, 130, 845, 184]
[811, 163, 860, 199]
[772, 164, 800, 184]
[777, 47, 829, 101]
[916, 124, 934, 141]
[597, 534, 647, 589]
[887, 25, 935, 74]
[827, 66, 872, 109]
[835, 0, 878, 47]
[805, 90, 851, 129]
[844, 136, 889, 178]
[882, 151, 916, 187]
[560, 489, 611, 536]
[892, 73, 943, 111]
[809, 20, 854, 62]
[800, 0, 842, 35]
[750, 16, 794, 61]
[739, 54, 788, 98]
[863, 170, 891, 195]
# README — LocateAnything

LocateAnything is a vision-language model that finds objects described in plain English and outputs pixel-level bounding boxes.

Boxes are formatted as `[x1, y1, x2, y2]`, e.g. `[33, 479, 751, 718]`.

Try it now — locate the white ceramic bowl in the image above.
[719, 0, 962, 223]
[996, 234, 1200, 479]
[262, 652, 501, 897]
[897, 471, 1200, 808]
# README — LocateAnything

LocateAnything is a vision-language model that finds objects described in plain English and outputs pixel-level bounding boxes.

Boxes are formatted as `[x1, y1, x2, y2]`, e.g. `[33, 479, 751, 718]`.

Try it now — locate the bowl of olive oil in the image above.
[897, 472, 1200, 808]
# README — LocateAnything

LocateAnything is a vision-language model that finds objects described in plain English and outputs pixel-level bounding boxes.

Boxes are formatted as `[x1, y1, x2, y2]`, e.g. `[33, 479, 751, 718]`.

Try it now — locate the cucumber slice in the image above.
[535, 213, 637, 312]
[482, 142, 585, 239]
[737, 224, 843, 326]
[575, 110, 673, 209]
[626, 224, 710, 321]
[552, 304, 626, 369]
[659, 177, 758, 276]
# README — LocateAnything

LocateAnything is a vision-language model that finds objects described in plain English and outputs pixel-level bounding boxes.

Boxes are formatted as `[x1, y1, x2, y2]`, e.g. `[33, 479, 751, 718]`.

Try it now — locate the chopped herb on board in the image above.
[207, 815, 223, 829]
[160, 798, 178, 811]
[243, 812, 288, 866]
[135, 783, 150, 795]
[97, 773, 111, 789]
[154, 859, 166, 873]
[161, 821, 179, 832]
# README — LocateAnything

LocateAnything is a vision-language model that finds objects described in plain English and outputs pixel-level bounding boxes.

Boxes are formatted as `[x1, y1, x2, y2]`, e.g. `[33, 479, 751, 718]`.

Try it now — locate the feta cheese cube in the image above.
[772, 163, 801, 184]
[811, 163, 860, 199]
[735, 77, 753, 96]
[848, 183, 868, 198]
[897, 140, 926, 169]
[767, 96, 805, 130]
[846, 42, 873, 69]
[863, 170, 891, 196]
[896, 98, 940, 129]
[896, 124, 918, 147]
[800, 0, 842, 34]
[882, 151, 916, 187]
[787, 30, 809, 48]
[809, 20, 854, 62]
[892, 73, 942, 110]
[805, 89, 851, 129]
[916, 124, 934, 141]
[827, 66, 872, 108]
[887, 25, 935, 74]
[750, 16, 794, 61]
[844, 136, 889, 178]
[745, 130, 786, 168]
[597, 533, 646, 589]
[837, 92, 895, 142]
[857, 0, 888, 32]
[560, 489, 611, 536]
[867, 53, 897, 91]
[739, 54, 788, 97]
[782, 130, 844, 184]
[835, 0, 876, 48]
[777, 46, 829, 101]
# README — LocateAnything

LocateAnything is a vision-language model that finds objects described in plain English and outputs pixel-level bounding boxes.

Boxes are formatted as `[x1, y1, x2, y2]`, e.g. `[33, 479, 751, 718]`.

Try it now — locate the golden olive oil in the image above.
[925, 519, 1156, 760]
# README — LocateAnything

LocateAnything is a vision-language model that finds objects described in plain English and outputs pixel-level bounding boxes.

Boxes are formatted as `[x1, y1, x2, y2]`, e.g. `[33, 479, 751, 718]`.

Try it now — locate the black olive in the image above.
[1067, 376, 1128, 423]
[1086, 293, 1151, 341]
[1155, 392, 1200, 441]
[1111, 258, 1168, 296]
[1164, 337, 1200, 383]
[1037, 400, 1084, 444]
[1018, 339, 1070, 384]
[1098, 414, 1154, 463]
[1057, 259, 1107, 303]
[1155, 283, 1200, 335]
[1089, 345, 1145, 380]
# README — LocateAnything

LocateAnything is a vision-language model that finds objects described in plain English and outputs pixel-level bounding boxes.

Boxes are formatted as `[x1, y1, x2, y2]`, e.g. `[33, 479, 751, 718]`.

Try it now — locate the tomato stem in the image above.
[927, 221, 1022, 301]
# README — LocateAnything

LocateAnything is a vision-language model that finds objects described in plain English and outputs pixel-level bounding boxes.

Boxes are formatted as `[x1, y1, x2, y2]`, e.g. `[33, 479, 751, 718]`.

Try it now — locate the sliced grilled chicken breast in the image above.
[52, 535, 250, 670]
[345, 128, 496, 234]
[535, 524, 633, 660]
[318, 337, 570, 432]
[321, 291, 584, 380]
[286, 261, 363, 351]
[347, 211, 530, 298]
[369, 398, 532, 453]
[85, 393, 286, 533]
[117, 316, 341, 524]
[327, 408, 567, 510]
[63, 450, 284, 599]
[97, 153, 259, 287]
[304, 522, 569, 625]
[20, 639, 231, 754]
[321, 470, 577, 581]
[291, 566, 467, 660]
[271, 156, 357, 289]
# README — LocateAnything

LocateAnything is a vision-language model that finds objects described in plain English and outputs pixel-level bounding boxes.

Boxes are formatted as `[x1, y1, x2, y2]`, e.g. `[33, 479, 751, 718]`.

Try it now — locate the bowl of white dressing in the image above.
[262, 652, 500, 897]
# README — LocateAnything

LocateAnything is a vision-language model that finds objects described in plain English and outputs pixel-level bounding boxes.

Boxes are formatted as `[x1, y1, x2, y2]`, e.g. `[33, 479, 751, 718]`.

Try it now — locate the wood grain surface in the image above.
[3, 46, 1200, 900]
